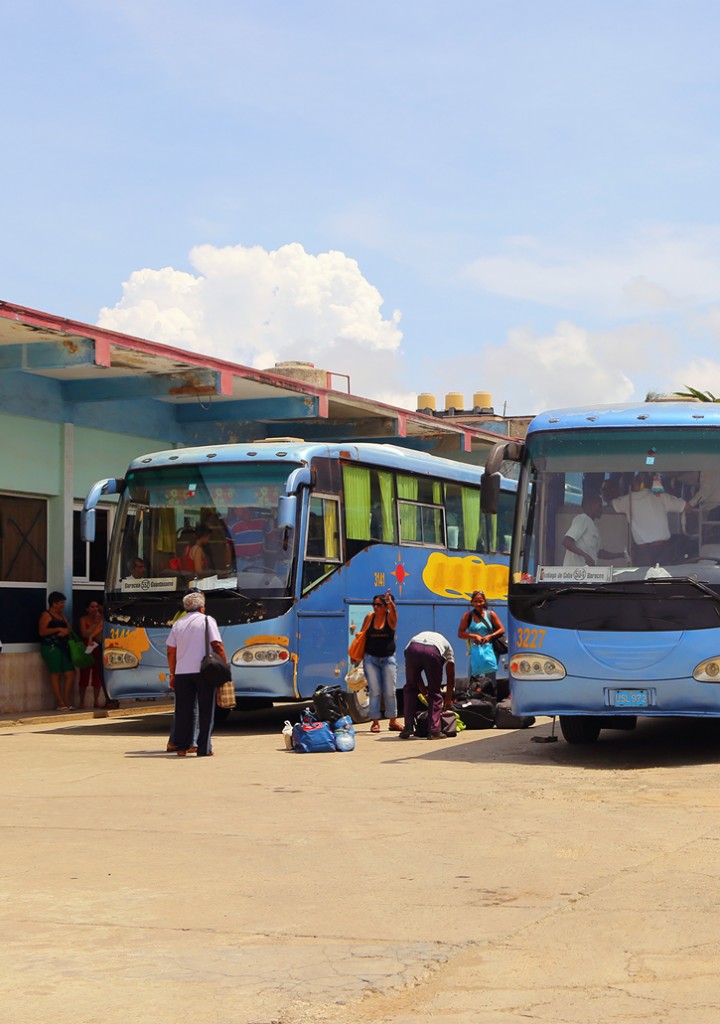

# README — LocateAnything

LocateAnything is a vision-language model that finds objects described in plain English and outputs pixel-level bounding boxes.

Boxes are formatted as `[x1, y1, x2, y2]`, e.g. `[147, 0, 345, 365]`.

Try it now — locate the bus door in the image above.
[295, 608, 348, 699]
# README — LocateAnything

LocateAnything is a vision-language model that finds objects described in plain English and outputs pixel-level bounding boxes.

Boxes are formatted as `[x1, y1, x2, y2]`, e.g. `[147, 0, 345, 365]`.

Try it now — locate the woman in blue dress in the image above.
[457, 590, 504, 683]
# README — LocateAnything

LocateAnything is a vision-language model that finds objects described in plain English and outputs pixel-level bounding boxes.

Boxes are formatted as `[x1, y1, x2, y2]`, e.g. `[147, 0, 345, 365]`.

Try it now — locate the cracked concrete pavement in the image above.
[2, 707, 720, 1023]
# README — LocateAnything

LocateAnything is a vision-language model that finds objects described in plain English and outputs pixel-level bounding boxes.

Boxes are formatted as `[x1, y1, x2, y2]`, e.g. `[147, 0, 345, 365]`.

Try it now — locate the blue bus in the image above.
[83, 440, 516, 718]
[481, 402, 720, 744]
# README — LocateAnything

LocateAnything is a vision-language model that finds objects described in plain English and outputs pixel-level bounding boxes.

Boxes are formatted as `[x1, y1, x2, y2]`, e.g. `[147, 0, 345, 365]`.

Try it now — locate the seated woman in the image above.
[181, 525, 211, 575]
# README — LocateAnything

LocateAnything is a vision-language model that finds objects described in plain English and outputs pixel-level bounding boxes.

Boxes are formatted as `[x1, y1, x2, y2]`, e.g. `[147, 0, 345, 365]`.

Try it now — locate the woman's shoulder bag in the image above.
[200, 615, 232, 685]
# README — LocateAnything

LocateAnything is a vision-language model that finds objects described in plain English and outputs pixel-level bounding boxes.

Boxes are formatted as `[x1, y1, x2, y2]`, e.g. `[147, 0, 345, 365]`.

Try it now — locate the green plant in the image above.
[674, 386, 720, 403]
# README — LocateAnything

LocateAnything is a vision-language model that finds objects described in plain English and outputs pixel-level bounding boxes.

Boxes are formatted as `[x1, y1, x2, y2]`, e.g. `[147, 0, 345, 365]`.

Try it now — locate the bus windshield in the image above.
[108, 462, 297, 598]
[515, 426, 720, 587]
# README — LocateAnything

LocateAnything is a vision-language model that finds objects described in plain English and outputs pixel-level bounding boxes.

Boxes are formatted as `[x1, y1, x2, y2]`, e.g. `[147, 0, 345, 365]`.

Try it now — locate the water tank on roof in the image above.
[417, 393, 436, 413]
[473, 391, 493, 411]
[445, 392, 464, 414]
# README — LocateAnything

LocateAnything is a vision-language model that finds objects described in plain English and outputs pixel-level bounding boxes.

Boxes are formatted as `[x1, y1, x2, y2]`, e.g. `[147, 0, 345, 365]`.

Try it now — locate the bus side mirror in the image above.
[277, 495, 297, 530]
[481, 473, 500, 515]
[81, 508, 96, 543]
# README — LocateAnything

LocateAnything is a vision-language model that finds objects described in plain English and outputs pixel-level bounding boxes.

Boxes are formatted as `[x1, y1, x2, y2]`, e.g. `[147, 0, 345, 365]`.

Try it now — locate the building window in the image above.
[73, 505, 111, 585]
[0, 495, 47, 583]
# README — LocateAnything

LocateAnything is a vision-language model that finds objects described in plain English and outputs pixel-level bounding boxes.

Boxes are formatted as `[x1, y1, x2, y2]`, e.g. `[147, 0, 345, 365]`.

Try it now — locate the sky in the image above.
[4, 0, 720, 415]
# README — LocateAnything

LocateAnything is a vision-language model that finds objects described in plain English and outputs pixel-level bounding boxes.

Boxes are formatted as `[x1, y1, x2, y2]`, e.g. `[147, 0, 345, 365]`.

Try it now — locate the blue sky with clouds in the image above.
[4, 0, 720, 414]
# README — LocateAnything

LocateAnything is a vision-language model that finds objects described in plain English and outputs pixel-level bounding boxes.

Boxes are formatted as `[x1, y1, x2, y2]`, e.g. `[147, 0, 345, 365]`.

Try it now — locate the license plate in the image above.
[613, 689, 649, 708]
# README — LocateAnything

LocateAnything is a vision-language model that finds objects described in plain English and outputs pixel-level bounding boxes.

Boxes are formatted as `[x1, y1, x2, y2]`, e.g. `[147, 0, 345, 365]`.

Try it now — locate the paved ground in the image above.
[3, 704, 720, 1023]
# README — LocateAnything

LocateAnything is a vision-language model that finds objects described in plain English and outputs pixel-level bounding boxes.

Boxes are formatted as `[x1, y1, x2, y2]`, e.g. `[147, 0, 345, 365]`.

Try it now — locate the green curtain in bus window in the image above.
[461, 486, 480, 551]
[324, 500, 339, 559]
[431, 482, 442, 540]
[157, 508, 177, 553]
[397, 475, 418, 542]
[377, 470, 396, 542]
[343, 466, 371, 539]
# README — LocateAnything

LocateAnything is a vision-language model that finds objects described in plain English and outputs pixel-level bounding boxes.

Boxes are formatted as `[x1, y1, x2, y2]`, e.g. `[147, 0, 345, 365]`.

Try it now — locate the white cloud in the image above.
[464, 225, 720, 315]
[479, 319, 682, 415]
[98, 242, 404, 399]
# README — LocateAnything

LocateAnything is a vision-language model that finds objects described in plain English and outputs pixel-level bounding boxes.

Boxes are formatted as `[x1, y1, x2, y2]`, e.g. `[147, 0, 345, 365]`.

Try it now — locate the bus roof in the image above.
[527, 401, 720, 434]
[126, 439, 516, 489]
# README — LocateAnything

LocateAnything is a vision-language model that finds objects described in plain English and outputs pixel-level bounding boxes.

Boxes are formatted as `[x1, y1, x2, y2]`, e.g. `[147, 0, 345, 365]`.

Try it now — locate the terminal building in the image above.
[0, 299, 520, 713]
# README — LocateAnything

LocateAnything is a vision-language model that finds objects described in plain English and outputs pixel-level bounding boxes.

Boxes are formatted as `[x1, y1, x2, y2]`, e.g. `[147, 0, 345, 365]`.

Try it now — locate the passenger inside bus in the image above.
[611, 473, 693, 566]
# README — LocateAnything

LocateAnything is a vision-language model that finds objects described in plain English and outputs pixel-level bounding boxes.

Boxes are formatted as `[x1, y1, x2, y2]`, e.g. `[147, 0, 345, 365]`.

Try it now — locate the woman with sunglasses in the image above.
[362, 590, 402, 733]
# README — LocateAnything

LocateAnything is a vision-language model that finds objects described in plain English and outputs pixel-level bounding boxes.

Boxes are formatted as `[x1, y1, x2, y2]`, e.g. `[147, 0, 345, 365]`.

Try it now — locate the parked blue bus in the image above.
[83, 440, 516, 718]
[481, 402, 720, 744]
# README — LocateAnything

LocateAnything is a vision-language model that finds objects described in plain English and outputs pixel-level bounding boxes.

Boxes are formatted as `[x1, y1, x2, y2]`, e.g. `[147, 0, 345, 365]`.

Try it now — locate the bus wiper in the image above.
[527, 577, 720, 608]
[648, 575, 720, 604]
[109, 595, 173, 606]
[207, 588, 291, 601]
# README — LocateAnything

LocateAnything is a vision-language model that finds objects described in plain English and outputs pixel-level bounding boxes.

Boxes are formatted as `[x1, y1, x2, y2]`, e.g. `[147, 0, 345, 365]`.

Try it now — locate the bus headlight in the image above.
[510, 655, 566, 680]
[231, 645, 290, 668]
[103, 648, 139, 670]
[693, 658, 720, 682]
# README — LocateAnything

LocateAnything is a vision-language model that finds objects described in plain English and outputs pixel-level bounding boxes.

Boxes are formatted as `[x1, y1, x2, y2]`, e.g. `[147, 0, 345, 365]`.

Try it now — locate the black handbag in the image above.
[491, 633, 509, 657]
[200, 615, 232, 686]
[413, 709, 458, 738]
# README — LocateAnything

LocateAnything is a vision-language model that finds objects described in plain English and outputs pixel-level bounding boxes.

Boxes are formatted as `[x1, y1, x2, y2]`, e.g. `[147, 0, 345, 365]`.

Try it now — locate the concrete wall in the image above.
[0, 414, 175, 713]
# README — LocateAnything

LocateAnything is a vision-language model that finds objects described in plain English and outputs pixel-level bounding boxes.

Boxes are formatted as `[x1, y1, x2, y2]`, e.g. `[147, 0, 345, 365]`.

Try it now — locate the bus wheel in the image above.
[559, 716, 601, 745]
[344, 686, 371, 724]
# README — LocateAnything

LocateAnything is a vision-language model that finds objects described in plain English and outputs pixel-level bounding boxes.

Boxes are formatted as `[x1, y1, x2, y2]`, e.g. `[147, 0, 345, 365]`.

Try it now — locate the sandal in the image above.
[370, 721, 381, 733]
[388, 720, 403, 732]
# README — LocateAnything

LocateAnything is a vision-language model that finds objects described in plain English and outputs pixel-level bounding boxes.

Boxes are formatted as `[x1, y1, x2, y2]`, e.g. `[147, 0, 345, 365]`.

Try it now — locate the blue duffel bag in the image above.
[292, 710, 336, 753]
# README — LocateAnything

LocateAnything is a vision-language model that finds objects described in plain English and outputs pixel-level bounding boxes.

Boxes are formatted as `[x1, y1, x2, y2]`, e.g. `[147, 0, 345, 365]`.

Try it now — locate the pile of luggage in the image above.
[451, 677, 535, 731]
[283, 685, 357, 752]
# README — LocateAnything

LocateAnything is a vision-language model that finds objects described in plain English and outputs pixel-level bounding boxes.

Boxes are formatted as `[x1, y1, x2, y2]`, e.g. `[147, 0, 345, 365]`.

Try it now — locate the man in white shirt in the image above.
[400, 631, 455, 740]
[612, 473, 692, 566]
[563, 495, 623, 567]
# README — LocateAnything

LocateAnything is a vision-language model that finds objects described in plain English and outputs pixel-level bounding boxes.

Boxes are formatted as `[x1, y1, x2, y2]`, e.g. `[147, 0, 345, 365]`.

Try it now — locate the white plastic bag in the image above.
[334, 714, 356, 752]
[344, 663, 367, 692]
[282, 720, 294, 750]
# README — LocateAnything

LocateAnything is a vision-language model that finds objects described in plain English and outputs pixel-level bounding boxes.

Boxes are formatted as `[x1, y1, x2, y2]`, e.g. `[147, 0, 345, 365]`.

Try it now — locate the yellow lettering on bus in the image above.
[105, 627, 151, 660]
[421, 553, 509, 601]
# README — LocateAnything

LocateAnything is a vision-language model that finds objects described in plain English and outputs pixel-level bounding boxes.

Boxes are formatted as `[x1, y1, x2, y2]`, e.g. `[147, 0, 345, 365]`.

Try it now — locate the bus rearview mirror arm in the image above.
[81, 477, 126, 543]
[481, 440, 524, 515]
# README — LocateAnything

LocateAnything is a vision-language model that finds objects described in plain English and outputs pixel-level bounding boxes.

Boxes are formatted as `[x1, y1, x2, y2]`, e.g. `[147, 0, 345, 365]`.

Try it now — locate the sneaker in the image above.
[398, 730, 413, 740]
[428, 732, 448, 740]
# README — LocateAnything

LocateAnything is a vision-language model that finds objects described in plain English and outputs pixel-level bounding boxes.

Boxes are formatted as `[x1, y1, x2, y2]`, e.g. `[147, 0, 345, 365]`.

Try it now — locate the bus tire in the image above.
[344, 687, 371, 724]
[559, 715, 601, 745]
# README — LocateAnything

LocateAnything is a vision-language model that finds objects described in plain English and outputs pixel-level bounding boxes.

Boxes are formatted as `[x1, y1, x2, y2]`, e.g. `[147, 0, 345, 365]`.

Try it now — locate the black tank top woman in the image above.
[364, 614, 396, 658]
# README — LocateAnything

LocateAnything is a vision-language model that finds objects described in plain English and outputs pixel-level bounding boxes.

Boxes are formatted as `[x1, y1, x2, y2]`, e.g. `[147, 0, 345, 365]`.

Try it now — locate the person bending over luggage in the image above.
[400, 631, 455, 740]
[457, 590, 502, 685]
[360, 590, 403, 734]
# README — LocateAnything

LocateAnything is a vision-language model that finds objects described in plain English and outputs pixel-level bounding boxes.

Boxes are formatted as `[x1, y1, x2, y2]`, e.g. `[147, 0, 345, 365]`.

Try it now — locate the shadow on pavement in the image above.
[30, 702, 312, 740]
[383, 715, 720, 770]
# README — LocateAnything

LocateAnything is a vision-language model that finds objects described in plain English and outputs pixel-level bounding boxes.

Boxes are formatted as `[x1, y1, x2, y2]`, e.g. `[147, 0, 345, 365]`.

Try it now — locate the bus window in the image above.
[303, 495, 341, 592]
